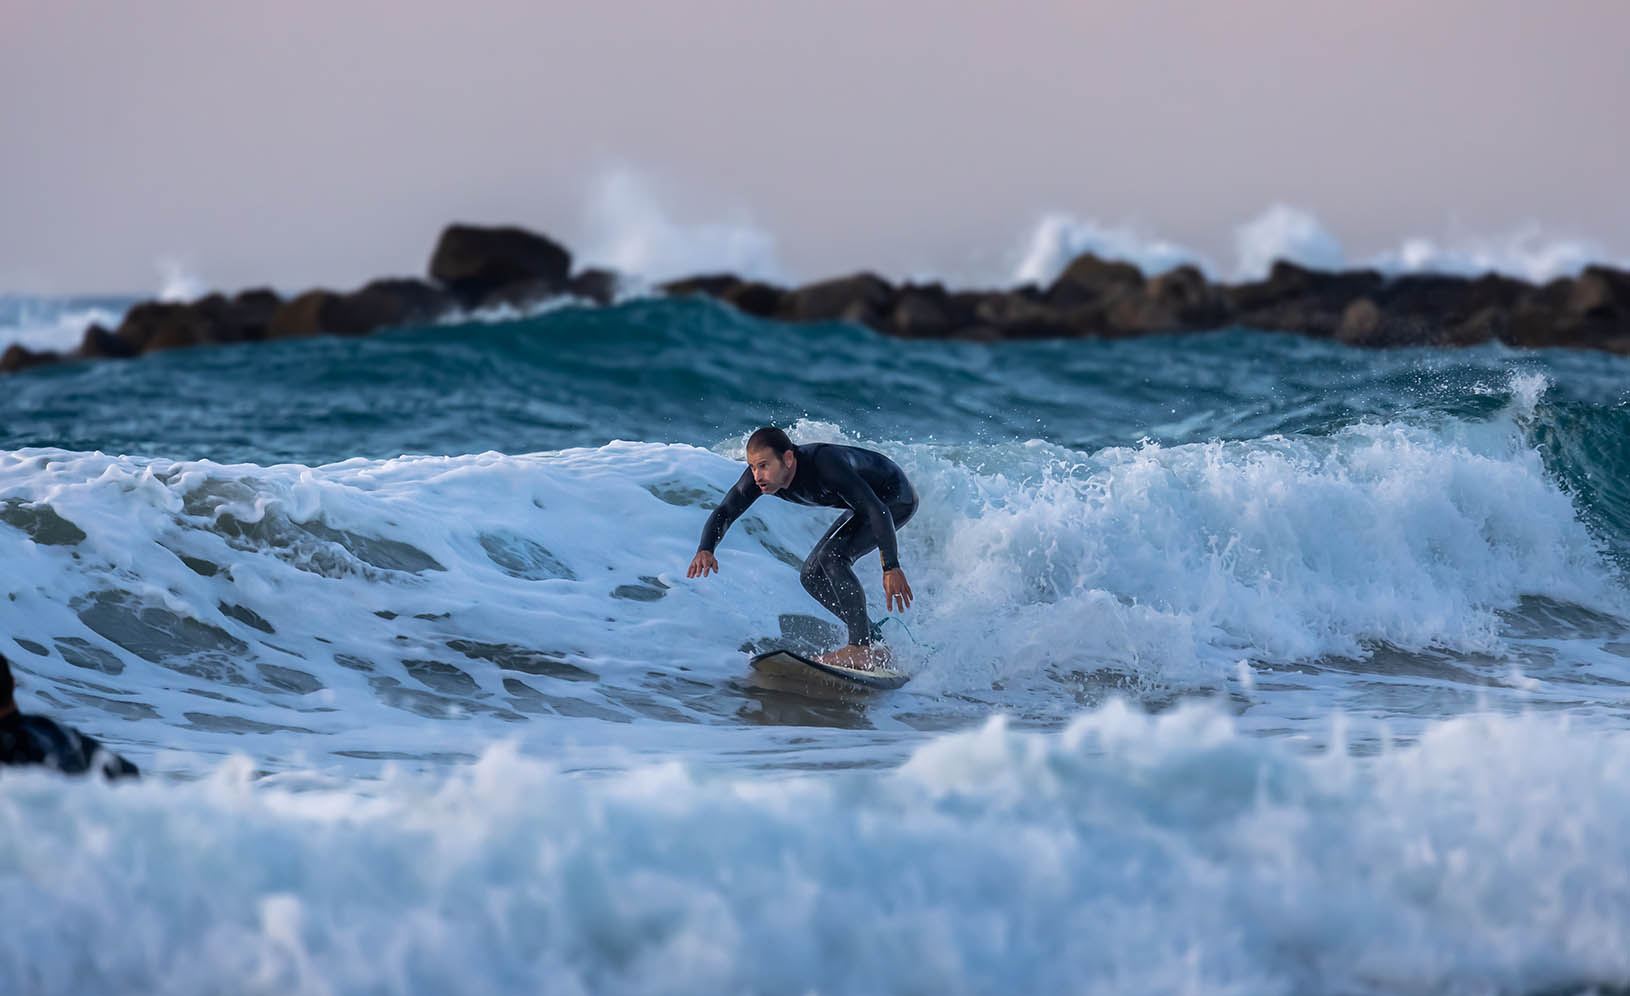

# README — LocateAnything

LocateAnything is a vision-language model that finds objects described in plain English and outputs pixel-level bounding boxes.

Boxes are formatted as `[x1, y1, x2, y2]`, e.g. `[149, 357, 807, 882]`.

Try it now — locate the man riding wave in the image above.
[687, 427, 917, 670]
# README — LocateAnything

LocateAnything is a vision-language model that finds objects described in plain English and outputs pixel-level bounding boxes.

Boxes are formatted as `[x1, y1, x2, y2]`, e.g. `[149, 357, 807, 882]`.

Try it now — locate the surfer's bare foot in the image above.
[818, 644, 891, 671]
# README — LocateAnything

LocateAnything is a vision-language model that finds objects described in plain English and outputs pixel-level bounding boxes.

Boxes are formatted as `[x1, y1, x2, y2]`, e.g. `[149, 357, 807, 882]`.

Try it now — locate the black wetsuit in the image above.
[698, 443, 917, 646]
[0, 710, 139, 780]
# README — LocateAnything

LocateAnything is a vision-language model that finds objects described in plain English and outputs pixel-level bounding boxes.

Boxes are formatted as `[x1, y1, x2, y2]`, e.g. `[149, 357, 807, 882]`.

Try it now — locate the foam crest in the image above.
[1010, 213, 1208, 286]
[1006, 206, 1627, 286]
[889, 413, 1622, 694]
[1370, 228, 1624, 284]
[577, 168, 785, 287]
[1232, 203, 1347, 280]
[4, 704, 1630, 995]
[0, 295, 130, 353]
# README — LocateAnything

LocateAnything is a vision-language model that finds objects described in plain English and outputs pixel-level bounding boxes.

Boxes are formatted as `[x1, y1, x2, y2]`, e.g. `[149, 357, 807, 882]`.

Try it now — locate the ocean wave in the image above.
[4, 702, 1629, 995]
[1, 390, 1623, 767]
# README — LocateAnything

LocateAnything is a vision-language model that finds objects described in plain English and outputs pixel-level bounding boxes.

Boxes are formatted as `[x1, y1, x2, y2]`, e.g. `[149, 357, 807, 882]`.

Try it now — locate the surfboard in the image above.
[748, 649, 910, 692]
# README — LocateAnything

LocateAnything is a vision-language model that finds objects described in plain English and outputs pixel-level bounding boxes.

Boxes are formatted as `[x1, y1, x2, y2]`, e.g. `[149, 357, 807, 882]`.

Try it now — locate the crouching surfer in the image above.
[687, 426, 917, 671]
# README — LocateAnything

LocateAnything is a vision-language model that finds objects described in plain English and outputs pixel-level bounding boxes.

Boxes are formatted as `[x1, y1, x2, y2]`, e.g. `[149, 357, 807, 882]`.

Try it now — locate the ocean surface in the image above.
[5, 292, 1630, 994]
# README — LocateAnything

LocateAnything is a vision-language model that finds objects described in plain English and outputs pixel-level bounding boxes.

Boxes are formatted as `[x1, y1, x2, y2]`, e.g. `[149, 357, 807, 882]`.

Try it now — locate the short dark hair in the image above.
[746, 426, 794, 457]
[0, 651, 12, 706]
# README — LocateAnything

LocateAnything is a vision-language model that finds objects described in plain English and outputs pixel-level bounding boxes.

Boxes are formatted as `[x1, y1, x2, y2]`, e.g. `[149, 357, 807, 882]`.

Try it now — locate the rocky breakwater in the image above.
[661, 255, 1630, 353]
[1, 224, 618, 374]
[6, 223, 1630, 375]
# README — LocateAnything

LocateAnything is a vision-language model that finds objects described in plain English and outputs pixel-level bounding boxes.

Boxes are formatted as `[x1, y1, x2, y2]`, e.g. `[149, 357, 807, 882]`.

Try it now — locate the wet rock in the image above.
[267, 290, 341, 338]
[569, 268, 622, 305]
[780, 272, 896, 324]
[78, 323, 137, 359]
[116, 289, 283, 352]
[722, 280, 786, 318]
[660, 273, 743, 299]
[886, 284, 964, 339]
[1047, 252, 1144, 307]
[334, 278, 451, 332]
[0, 344, 62, 373]
[265, 280, 448, 338]
[429, 223, 572, 306]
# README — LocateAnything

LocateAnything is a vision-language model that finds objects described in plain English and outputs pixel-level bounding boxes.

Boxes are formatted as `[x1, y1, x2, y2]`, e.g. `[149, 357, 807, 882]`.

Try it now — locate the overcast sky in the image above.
[2, 0, 1625, 294]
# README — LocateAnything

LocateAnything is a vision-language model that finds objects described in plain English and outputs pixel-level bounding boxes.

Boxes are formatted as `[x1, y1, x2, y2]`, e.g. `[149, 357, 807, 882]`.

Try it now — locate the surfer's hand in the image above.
[883, 568, 913, 612]
[688, 550, 719, 578]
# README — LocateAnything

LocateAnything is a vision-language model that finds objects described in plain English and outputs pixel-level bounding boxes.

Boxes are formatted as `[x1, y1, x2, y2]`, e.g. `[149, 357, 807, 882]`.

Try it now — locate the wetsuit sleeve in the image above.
[819, 449, 904, 571]
[697, 467, 761, 553]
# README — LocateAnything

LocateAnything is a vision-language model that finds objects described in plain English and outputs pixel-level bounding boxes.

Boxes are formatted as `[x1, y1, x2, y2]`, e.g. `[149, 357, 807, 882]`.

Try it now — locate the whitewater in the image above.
[5, 290, 1630, 994]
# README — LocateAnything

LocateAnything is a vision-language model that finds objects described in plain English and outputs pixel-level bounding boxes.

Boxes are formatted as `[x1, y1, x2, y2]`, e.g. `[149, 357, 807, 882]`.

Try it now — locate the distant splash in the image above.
[0, 295, 133, 354]
[575, 168, 786, 288]
[155, 256, 207, 303]
[1011, 204, 1626, 286]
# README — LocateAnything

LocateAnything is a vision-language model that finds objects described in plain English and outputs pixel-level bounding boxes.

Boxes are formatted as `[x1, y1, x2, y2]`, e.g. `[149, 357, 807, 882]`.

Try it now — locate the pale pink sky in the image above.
[2, 0, 1625, 293]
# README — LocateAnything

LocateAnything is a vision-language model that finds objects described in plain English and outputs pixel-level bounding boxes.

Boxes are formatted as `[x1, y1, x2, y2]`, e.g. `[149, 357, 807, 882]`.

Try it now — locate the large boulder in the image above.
[1, 344, 61, 373]
[78, 323, 137, 359]
[114, 289, 285, 353]
[114, 301, 215, 352]
[885, 284, 964, 339]
[1569, 265, 1630, 321]
[1228, 260, 1383, 315]
[1047, 253, 1144, 307]
[265, 280, 450, 338]
[780, 273, 896, 325]
[569, 268, 622, 306]
[974, 292, 1090, 339]
[720, 281, 784, 318]
[332, 279, 451, 333]
[266, 290, 342, 338]
[660, 274, 743, 299]
[429, 224, 572, 305]
[1107, 265, 1224, 334]
[656, 274, 783, 317]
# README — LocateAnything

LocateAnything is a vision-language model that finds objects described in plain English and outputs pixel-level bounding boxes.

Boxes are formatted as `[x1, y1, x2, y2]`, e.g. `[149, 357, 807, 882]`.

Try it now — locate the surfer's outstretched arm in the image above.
[689, 467, 760, 577]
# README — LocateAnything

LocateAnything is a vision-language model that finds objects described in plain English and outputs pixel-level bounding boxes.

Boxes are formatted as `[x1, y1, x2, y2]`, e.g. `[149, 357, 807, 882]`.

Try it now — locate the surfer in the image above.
[0, 651, 139, 780]
[687, 427, 917, 670]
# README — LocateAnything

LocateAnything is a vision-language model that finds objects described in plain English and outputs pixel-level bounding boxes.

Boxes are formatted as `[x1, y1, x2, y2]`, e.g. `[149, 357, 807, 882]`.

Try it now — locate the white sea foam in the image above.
[1007, 206, 1627, 286]
[155, 256, 206, 303]
[3, 703, 1630, 995]
[0, 297, 128, 354]
[1009, 213, 1209, 286]
[576, 168, 785, 289]
[1231, 204, 1347, 280]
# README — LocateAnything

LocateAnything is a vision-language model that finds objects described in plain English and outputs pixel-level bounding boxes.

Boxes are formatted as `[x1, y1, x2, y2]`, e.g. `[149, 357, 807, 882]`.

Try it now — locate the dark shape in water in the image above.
[0, 499, 87, 546]
[257, 662, 324, 694]
[445, 639, 596, 682]
[55, 637, 125, 675]
[74, 590, 247, 682]
[402, 658, 480, 696]
[219, 602, 275, 634]
[478, 531, 577, 581]
[183, 712, 317, 735]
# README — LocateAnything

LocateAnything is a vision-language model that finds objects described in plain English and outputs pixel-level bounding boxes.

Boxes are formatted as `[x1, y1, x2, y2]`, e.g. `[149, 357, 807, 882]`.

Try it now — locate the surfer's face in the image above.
[746, 446, 795, 494]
